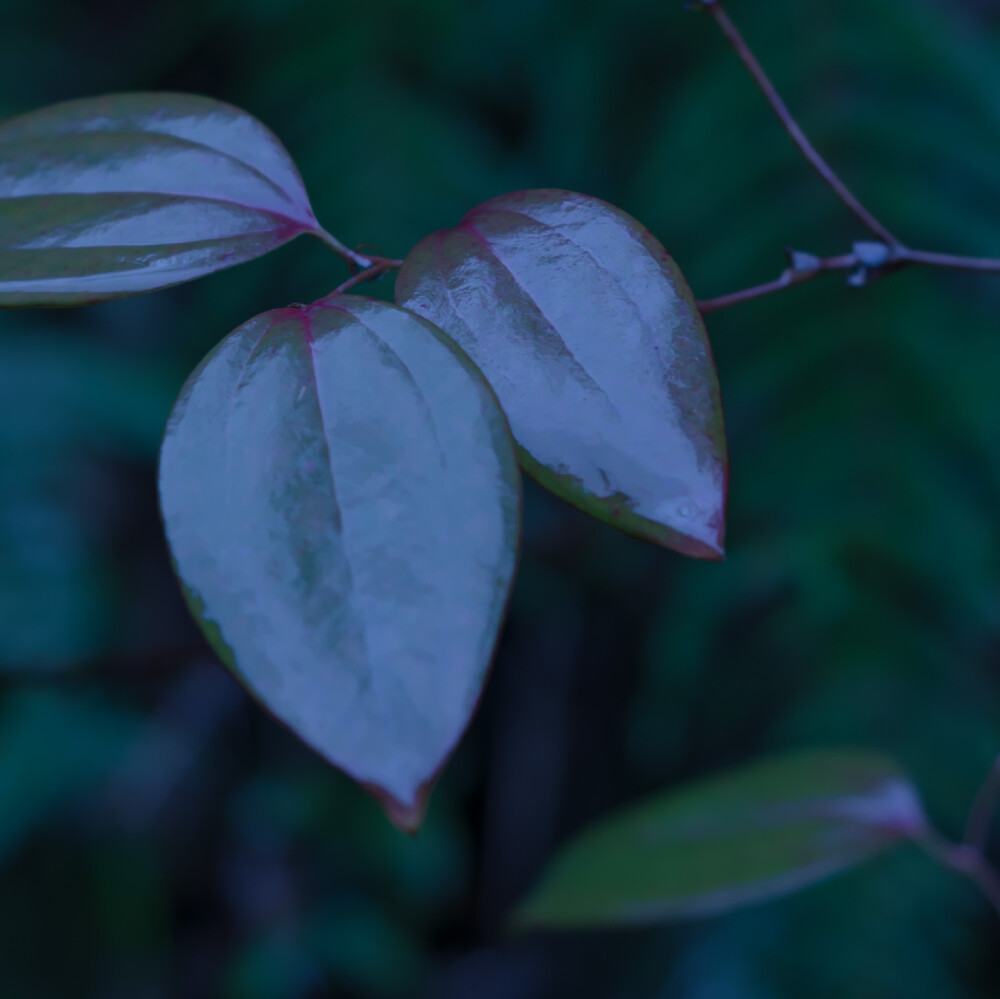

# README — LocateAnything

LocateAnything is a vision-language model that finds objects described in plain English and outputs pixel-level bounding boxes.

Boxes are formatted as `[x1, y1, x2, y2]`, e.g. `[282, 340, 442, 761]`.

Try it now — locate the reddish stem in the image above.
[917, 827, 1000, 922]
[697, 252, 858, 313]
[965, 755, 1000, 852]
[316, 257, 404, 302]
[694, 2, 1000, 314]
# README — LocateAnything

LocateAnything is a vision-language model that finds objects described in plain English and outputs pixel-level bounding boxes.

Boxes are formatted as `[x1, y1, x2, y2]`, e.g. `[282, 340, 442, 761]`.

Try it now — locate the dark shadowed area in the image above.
[1, 0, 999, 995]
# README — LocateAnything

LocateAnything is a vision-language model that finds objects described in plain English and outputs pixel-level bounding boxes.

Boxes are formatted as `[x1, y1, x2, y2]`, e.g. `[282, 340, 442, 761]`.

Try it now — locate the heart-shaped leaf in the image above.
[0, 93, 323, 305]
[395, 189, 727, 558]
[159, 297, 521, 829]
[515, 750, 925, 928]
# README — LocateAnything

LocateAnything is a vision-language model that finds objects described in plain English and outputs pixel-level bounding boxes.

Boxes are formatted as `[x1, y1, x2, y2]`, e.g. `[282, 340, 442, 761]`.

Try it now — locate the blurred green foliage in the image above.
[1, 0, 999, 995]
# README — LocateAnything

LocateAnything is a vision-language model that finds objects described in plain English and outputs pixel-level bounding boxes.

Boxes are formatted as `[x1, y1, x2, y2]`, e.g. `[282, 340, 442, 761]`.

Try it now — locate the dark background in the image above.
[2, 0, 1000, 995]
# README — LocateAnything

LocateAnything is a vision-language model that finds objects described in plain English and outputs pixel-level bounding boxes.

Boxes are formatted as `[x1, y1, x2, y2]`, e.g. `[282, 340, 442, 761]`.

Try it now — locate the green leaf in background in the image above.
[0, 93, 324, 306]
[159, 296, 521, 830]
[0, 688, 138, 863]
[0, 325, 175, 670]
[395, 189, 727, 559]
[514, 750, 926, 928]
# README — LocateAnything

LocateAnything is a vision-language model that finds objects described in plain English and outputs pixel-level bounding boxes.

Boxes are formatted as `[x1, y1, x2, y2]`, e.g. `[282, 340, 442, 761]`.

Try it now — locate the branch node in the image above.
[695, 5, 1000, 312]
[853, 241, 892, 268]
[786, 248, 821, 274]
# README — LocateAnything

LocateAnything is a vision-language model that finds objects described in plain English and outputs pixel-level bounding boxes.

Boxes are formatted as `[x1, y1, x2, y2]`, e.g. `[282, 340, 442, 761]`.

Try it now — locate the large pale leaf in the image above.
[395, 189, 727, 558]
[0, 93, 322, 305]
[515, 750, 926, 928]
[159, 296, 521, 829]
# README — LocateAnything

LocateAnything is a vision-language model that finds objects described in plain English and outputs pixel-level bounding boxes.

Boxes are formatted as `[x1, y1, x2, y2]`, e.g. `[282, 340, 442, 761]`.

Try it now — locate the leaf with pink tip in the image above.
[396, 189, 727, 558]
[159, 296, 521, 829]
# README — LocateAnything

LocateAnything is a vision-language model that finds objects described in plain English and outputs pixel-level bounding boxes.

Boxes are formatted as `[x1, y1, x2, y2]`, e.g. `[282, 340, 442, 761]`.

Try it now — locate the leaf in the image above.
[158, 296, 521, 829]
[0, 93, 323, 306]
[514, 750, 926, 928]
[394, 189, 727, 558]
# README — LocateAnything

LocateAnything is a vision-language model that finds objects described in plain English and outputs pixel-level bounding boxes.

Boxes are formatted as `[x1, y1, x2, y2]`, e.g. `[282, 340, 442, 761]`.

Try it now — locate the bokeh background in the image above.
[2, 0, 1000, 995]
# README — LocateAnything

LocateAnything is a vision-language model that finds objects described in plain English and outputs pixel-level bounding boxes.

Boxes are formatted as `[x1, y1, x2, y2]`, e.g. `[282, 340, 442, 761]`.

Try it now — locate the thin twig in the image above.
[899, 248, 1000, 273]
[696, 241, 1000, 315]
[965, 755, 1000, 852]
[917, 826, 1000, 921]
[703, 0, 900, 246]
[314, 4, 1000, 318]
[697, 251, 859, 313]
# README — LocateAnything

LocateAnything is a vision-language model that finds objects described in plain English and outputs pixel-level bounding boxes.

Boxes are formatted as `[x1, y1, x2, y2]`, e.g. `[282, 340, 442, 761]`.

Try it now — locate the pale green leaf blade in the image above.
[396, 189, 727, 558]
[0, 93, 320, 305]
[515, 750, 926, 928]
[158, 296, 521, 829]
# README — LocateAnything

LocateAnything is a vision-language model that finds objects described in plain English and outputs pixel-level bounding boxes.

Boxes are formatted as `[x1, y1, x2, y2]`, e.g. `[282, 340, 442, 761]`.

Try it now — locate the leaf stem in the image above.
[312, 227, 375, 270]
[702, 0, 899, 246]
[916, 825, 1000, 921]
[315, 257, 404, 303]
[965, 755, 1000, 852]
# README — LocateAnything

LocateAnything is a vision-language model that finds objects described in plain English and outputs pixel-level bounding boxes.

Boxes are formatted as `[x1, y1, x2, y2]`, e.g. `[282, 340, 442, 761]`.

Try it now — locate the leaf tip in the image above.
[363, 779, 434, 834]
[698, 533, 726, 562]
[654, 484, 726, 561]
[670, 521, 725, 561]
